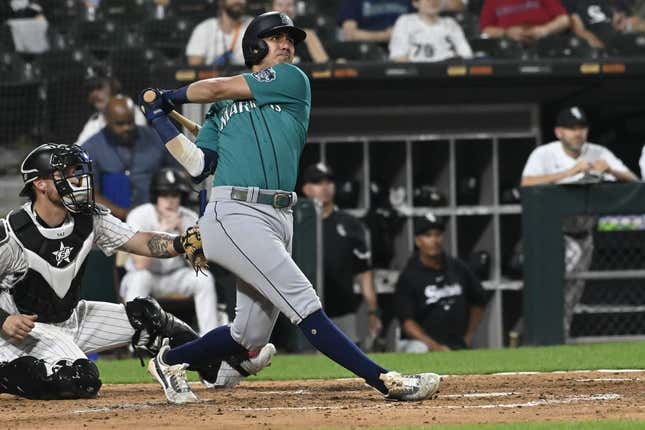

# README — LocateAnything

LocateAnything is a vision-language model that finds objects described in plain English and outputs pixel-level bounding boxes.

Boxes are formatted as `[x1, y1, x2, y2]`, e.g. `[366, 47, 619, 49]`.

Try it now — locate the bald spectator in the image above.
[480, 0, 570, 43]
[185, 0, 252, 66]
[83, 96, 177, 220]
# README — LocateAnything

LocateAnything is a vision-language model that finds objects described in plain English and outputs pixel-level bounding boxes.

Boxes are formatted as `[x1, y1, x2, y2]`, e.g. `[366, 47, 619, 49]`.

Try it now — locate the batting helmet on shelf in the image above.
[19, 143, 96, 214]
[242, 11, 306, 68]
[150, 168, 191, 203]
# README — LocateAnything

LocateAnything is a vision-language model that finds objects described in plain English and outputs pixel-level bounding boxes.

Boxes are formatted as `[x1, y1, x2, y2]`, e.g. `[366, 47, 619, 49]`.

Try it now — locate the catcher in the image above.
[0, 143, 259, 399]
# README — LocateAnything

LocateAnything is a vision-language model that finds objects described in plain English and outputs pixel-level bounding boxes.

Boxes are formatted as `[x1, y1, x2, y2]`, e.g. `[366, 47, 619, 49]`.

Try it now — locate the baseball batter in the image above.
[0, 144, 225, 399]
[140, 11, 440, 403]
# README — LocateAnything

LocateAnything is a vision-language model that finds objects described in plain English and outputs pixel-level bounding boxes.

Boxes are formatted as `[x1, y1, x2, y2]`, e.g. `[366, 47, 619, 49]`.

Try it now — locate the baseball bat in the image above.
[143, 89, 208, 215]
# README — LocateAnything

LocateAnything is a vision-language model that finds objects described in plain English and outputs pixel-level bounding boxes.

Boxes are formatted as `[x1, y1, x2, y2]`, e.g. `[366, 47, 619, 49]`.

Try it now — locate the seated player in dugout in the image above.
[0, 144, 264, 400]
[139, 11, 441, 403]
[120, 167, 227, 335]
[521, 106, 638, 186]
[395, 213, 490, 353]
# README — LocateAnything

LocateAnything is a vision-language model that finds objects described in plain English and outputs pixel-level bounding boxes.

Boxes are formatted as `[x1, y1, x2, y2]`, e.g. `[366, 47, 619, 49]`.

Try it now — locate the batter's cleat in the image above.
[379, 371, 441, 401]
[148, 338, 198, 404]
[212, 343, 277, 388]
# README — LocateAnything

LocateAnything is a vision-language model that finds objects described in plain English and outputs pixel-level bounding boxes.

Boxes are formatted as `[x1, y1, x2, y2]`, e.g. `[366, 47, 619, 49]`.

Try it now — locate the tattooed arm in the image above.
[119, 231, 180, 258]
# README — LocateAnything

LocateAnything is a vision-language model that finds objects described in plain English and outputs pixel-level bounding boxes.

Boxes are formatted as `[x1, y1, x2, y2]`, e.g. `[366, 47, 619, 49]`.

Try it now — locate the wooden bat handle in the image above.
[143, 89, 157, 103]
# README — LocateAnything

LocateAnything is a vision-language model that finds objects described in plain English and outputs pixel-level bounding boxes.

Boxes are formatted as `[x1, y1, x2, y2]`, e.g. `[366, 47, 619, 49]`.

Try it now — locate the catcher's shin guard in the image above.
[0, 357, 101, 400]
[125, 296, 221, 383]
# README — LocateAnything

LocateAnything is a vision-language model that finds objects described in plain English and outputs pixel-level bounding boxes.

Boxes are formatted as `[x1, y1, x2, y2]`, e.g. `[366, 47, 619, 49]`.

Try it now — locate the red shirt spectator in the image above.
[480, 0, 569, 42]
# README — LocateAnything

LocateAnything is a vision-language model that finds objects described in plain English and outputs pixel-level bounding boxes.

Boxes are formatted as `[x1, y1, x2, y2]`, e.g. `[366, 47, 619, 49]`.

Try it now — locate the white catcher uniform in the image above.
[0, 203, 137, 371]
[389, 14, 473, 62]
[120, 203, 222, 335]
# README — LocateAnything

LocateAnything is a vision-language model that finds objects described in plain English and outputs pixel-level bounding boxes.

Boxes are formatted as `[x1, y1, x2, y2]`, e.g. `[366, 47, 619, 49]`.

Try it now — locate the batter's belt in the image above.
[211, 186, 298, 209]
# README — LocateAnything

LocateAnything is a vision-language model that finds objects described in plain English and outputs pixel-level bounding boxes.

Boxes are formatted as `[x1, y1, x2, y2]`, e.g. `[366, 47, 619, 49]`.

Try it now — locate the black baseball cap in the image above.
[556, 106, 589, 128]
[414, 212, 446, 236]
[302, 163, 334, 184]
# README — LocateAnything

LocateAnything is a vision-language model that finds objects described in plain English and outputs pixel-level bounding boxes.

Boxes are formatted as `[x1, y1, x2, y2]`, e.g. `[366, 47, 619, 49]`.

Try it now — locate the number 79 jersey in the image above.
[389, 14, 473, 63]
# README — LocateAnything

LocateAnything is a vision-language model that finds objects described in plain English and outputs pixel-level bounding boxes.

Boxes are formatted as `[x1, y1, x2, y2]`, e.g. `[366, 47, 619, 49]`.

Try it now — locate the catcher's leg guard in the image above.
[0, 357, 101, 400]
[125, 296, 221, 383]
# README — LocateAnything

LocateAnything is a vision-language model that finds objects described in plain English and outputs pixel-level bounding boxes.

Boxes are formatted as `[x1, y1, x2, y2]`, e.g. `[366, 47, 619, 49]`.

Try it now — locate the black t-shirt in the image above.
[322, 209, 372, 317]
[395, 253, 489, 349]
[563, 0, 617, 42]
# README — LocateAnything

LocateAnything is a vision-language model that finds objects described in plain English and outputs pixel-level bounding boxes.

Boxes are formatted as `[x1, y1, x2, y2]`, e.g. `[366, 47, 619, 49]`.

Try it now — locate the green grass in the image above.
[96, 341, 645, 384]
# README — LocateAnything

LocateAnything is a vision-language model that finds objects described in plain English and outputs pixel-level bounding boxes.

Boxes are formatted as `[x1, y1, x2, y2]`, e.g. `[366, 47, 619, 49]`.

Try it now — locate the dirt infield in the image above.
[2, 370, 644, 429]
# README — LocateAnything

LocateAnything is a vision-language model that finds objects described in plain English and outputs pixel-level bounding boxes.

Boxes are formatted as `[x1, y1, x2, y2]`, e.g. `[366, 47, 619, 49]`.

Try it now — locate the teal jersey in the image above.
[195, 63, 311, 191]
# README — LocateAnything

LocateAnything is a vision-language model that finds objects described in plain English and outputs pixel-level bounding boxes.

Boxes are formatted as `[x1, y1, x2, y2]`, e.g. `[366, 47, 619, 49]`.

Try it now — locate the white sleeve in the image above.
[388, 16, 409, 59]
[93, 212, 137, 256]
[602, 147, 630, 173]
[521, 148, 545, 177]
[448, 19, 473, 59]
[640, 146, 645, 179]
[185, 21, 209, 57]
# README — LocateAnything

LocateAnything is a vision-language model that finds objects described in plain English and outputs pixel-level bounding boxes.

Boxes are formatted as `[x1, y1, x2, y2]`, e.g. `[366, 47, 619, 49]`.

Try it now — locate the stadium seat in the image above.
[97, 0, 146, 24]
[0, 23, 14, 53]
[469, 37, 525, 59]
[296, 14, 338, 44]
[34, 48, 94, 81]
[536, 35, 595, 59]
[607, 33, 645, 57]
[70, 20, 139, 60]
[326, 41, 387, 62]
[440, 11, 480, 40]
[0, 52, 35, 82]
[143, 18, 193, 61]
[109, 47, 159, 98]
[168, 0, 216, 20]
[44, 0, 87, 34]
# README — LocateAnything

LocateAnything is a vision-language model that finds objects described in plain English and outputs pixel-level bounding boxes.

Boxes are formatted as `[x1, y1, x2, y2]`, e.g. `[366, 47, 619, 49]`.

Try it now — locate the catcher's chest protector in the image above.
[8, 209, 94, 323]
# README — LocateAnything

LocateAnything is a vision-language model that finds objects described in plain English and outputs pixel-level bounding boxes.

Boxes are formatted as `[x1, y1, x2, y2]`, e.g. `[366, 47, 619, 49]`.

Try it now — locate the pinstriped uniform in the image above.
[0, 204, 137, 371]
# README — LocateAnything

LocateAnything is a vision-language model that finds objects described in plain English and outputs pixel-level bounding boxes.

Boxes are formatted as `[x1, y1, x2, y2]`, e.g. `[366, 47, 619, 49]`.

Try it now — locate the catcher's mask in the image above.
[242, 11, 306, 68]
[20, 143, 96, 214]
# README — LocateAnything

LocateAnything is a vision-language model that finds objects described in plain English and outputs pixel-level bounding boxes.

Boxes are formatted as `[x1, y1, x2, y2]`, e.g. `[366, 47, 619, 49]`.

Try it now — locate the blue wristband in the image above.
[167, 86, 189, 104]
[151, 116, 180, 143]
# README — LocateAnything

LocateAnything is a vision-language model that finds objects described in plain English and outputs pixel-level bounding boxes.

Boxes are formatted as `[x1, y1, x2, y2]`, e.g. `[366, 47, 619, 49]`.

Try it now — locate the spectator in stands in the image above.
[521, 106, 637, 185]
[389, 0, 473, 62]
[564, 0, 621, 48]
[301, 163, 382, 346]
[83, 96, 177, 220]
[1, 0, 49, 54]
[75, 71, 146, 146]
[395, 213, 488, 353]
[338, 0, 412, 43]
[620, 0, 645, 32]
[120, 168, 223, 335]
[270, 0, 329, 63]
[185, 0, 252, 66]
[480, 0, 570, 43]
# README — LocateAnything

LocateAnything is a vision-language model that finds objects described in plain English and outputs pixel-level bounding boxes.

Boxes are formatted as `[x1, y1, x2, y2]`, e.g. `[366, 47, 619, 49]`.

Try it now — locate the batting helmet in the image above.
[19, 143, 96, 214]
[150, 168, 191, 203]
[242, 11, 306, 68]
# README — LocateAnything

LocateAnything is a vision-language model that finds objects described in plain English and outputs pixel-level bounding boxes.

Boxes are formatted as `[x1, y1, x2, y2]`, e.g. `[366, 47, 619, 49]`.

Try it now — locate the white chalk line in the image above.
[232, 393, 622, 412]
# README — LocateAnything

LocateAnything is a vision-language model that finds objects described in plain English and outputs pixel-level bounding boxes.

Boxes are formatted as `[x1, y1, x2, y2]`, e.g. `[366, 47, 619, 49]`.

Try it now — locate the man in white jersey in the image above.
[389, 0, 472, 63]
[521, 106, 637, 186]
[521, 106, 637, 338]
[0, 144, 258, 399]
[121, 168, 225, 334]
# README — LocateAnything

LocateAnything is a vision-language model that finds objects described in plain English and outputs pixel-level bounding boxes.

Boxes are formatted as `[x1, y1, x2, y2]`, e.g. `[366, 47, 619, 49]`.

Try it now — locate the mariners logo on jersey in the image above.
[52, 242, 74, 266]
[252, 67, 277, 82]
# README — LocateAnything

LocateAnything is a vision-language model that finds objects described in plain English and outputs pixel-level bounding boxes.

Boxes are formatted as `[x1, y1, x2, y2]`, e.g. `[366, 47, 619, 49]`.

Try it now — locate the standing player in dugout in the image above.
[139, 11, 441, 403]
[0, 143, 263, 399]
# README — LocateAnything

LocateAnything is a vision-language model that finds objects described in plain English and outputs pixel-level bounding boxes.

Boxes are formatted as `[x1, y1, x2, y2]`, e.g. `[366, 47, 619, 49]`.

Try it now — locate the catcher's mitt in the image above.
[181, 225, 209, 275]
